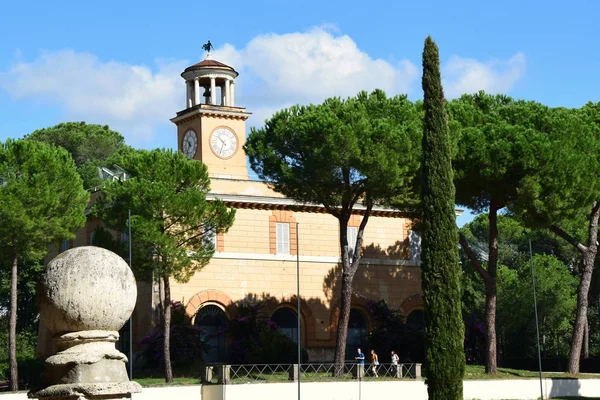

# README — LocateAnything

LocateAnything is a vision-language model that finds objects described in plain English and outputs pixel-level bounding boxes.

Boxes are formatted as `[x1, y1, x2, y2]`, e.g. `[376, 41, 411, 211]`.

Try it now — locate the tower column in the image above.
[210, 77, 216, 105]
[186, 81, 192, 108]
[224, 79, 231, 106]
[229, 80, 235, 107]
[194, 78, 200, 106]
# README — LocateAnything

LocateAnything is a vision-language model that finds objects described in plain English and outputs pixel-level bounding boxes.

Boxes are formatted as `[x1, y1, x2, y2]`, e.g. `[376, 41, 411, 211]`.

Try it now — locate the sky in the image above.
[1, 0, 599, 227]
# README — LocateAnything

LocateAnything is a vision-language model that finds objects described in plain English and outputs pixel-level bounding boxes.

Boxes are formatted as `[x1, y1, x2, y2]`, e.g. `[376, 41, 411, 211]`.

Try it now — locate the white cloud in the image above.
[0, 28, 526, 145]
[442, 52, 526, 99]
[213, 27, 418, 122]
[0, 50, 186, 146]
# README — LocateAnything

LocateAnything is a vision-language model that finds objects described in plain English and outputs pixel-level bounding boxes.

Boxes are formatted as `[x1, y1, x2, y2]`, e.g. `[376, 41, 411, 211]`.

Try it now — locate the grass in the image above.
[133, 376, 201, 387]
[463, 364, 600, 380]
[131, 364, 600, 387]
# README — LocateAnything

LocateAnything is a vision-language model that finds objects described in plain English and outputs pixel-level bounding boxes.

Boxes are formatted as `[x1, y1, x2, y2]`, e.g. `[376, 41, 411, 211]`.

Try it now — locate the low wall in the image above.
[2, 378, 600, 399]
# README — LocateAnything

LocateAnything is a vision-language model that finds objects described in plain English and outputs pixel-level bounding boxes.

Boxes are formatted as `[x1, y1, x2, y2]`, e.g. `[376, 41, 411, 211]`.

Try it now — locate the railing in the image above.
[200, 363, 422, 384]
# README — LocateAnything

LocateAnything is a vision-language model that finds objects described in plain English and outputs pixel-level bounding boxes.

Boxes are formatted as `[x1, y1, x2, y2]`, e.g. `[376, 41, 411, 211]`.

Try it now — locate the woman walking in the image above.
[370, 350, 379, 377]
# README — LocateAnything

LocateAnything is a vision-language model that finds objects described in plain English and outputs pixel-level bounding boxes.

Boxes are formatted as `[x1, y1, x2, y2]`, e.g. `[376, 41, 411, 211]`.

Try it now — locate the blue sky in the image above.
[1, 0, 599, 226]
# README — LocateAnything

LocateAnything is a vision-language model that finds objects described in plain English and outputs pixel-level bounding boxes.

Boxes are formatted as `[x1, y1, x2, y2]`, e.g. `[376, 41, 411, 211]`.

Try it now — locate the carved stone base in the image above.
[29, 331, 141, 400]
[29, 381, 141, 400]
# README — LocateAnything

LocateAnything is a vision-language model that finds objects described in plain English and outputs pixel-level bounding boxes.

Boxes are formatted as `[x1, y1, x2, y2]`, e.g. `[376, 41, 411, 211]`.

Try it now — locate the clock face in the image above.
[210, 127, 238, 159]
[183, 130, 197, 159]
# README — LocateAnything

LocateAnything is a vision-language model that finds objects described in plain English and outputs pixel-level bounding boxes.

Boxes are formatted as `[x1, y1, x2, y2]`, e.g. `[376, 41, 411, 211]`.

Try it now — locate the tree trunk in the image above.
[562, 201, 599, 374]
[9, 255, 18, 391]
[485, 205, 499, 374]
[333, 217, 352, 376]
[333, 273, 353, 376]
[484, 281, 497, 374]
[163, 275, 173, 383]
[568, 256, 594, 373]
[331, 208, 371, 376]
[583, 317, 589, 359]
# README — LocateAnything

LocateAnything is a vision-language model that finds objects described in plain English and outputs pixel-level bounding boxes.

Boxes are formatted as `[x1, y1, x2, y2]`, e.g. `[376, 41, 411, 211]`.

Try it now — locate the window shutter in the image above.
[409, 230, 422, 262]
[202, 224, 217, 250]
[276, 223, 290, 255]
[347, 227, 358, 258]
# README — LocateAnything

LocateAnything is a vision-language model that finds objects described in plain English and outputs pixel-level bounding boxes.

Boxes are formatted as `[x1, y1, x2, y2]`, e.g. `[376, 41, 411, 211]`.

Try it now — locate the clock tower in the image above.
[170, 54, 251, 179]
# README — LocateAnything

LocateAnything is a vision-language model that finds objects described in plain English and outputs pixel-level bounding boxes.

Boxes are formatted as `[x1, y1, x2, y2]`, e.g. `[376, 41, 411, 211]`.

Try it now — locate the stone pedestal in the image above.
[29, 247, 142, 400]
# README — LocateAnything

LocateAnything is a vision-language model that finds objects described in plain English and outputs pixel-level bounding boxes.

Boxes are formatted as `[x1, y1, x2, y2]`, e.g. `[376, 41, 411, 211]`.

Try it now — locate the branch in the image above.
[163, 214, 185, 233]
[550, 225, 588, 254]
[350, 198, 373, 268]
[458, 231, 491, 284]
[177, 230, 205, 248]
[587, 201, 600, 252]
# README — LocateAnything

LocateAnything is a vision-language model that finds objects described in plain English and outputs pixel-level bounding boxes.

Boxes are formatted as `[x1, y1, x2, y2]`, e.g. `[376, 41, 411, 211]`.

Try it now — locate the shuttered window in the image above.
[276, 222, 290, 255]
[409, 230, 422, 262]
[347, 227, 358, 258]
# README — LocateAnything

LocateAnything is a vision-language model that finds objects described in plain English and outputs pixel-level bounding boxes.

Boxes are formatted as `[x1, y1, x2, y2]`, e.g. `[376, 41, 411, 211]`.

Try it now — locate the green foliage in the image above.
[227, 303, 308, 364]
[0, 324, 42, 385]
[447, 93, 553, 212]
[512, 103, 600, 228]
[0, 256, 44, 330]
[93, 148, 235, 282]
[420, 36, 465, 399]
[0, 139, 89, 258]
[245, 89, 421, 212]
[497, 254, 577, 359]
[27, 122, 131, 189]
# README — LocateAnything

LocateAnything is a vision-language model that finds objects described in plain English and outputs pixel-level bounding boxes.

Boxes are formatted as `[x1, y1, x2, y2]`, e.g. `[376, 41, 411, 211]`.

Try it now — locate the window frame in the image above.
[276, 222, 290, 255]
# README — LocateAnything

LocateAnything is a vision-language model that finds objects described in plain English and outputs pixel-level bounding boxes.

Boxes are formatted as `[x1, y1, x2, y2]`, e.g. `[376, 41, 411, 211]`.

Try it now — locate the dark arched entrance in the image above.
[194, 304, 228, 363]
[405, 309, 425, 362]
[345, 308, 369, 360]
[271, 307, 299, 343]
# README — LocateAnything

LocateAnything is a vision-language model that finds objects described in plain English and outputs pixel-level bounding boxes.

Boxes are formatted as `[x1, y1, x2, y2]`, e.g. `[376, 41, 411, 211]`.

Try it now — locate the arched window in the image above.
[194, 305, 228, 363]
[405, 309, 425, 362]
[345, 308, 369, 360]
[271, 307, 299, 343]
[406, 309, 424, 328]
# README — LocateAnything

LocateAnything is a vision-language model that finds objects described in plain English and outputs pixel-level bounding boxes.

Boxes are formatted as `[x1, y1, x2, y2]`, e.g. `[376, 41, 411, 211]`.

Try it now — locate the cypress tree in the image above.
[420, 36, 465, 399]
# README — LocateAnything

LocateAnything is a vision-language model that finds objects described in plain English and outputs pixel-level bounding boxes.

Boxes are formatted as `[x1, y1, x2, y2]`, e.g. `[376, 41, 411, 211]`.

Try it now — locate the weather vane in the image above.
[202, 40, 215, 54]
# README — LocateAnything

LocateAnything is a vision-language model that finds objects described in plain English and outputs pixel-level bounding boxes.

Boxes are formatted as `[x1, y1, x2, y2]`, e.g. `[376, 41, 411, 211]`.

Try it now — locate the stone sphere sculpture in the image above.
[31, 246, 141, 400]
[38, 246, 137, 334]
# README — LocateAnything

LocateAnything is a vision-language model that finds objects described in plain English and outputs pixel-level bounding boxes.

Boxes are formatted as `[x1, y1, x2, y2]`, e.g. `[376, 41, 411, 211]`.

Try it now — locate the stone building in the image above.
[42, 55, 428, 363]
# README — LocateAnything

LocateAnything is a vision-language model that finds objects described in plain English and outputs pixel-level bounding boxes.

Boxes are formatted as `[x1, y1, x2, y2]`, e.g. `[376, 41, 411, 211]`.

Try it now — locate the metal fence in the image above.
[200, 363, 421, 384]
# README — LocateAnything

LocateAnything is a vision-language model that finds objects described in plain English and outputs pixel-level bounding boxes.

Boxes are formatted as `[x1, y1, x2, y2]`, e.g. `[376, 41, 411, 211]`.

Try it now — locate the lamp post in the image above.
[529, 240, 544, 400]
[296, 222, 301, 400]
[128, 209, 133, 380]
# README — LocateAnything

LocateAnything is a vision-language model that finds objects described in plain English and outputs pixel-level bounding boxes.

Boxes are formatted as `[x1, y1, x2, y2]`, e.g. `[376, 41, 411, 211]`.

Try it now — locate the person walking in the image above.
[391, 350, 400, 377]
[370, 350, 379, 377]
[355, 348, 365, 378]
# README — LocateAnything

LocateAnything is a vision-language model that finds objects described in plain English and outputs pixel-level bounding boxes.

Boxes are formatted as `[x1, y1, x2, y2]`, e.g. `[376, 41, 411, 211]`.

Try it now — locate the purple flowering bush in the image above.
[367, 300, 425, 363]
[139, 301, 209, 367]
[227, 302, 308, 364]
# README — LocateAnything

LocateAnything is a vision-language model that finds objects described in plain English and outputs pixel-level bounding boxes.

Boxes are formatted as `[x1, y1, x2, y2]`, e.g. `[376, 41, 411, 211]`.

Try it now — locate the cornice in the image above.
[171, 106, 251, 125]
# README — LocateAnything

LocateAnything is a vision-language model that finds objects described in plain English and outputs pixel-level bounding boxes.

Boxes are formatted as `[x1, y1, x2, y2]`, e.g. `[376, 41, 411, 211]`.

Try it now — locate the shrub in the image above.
[139, 301, 208, 367]
[227, 302, 308, 364]
[367, 300, 424, 363]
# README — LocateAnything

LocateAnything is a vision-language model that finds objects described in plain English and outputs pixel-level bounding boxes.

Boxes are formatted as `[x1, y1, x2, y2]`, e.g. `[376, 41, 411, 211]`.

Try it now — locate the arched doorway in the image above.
[405, 309, 425, 362]
[345, 308, 369, 360]
[194, 304, 228, 363]
[406, 309, 424, 327]
[271, 307, 299, 343]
